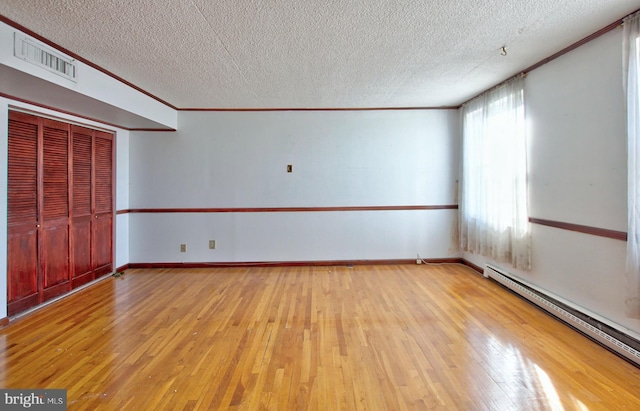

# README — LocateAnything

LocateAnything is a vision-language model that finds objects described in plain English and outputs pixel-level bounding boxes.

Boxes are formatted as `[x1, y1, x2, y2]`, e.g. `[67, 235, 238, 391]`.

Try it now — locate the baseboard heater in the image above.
[483, 264, 640, 367]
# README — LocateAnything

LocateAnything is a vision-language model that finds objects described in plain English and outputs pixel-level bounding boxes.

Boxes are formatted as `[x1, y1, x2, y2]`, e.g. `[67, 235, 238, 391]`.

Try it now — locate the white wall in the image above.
[116, 130, 130, 269]
[464, 27, 640, 336]
[129, 110, 460, 263]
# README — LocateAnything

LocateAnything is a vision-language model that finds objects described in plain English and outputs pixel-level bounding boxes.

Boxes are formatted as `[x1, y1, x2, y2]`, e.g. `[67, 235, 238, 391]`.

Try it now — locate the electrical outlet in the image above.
[180, 244, 186, 252]
[209, 240, 216, 249]
[287, 164, 292, 173]
[416, 259, 422, 265]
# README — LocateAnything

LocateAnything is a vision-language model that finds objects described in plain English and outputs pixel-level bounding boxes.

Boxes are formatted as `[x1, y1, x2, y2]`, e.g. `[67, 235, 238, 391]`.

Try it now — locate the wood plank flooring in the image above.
[1, 264, 640, 410]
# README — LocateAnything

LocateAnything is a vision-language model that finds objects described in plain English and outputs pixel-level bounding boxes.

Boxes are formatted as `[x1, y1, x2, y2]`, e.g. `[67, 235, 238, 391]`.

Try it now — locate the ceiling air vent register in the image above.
[13, 32, 77, 82]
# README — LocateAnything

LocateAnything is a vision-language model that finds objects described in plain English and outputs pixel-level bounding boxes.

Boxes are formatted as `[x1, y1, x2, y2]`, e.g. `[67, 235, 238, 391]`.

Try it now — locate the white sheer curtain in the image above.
[460, 76, 531, 269]
[624, 11, 640, 319]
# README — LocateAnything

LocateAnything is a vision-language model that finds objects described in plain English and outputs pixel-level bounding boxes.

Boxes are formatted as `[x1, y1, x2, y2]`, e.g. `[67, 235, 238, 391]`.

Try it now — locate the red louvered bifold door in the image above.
[40, 118, 71, 301]
[71, 125, 94, 287]
[93, 130, 113, 277]
[7, 112, 40, 315]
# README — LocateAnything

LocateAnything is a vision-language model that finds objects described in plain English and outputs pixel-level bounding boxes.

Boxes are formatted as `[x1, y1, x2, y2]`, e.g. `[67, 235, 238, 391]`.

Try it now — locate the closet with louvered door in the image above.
[7, 111, 114, 316]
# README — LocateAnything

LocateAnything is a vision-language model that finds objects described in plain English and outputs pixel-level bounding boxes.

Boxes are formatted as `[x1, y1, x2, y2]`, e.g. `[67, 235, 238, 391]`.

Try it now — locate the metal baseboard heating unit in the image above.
[484, 264, 640, 367]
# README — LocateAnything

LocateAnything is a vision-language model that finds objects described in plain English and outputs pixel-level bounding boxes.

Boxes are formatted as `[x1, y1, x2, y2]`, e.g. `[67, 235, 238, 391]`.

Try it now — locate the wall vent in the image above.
[484, 264, 640, 367]
[13, 33, 77, 82]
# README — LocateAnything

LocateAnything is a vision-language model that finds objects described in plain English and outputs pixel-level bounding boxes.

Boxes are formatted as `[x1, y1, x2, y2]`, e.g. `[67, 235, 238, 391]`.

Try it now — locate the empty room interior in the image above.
[2, 0, 640, 409]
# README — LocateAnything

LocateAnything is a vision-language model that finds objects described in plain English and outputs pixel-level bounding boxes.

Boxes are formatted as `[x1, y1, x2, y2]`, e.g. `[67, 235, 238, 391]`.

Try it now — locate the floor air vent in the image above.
[14, 33, 77, 82]
[484, 264, 640, 367]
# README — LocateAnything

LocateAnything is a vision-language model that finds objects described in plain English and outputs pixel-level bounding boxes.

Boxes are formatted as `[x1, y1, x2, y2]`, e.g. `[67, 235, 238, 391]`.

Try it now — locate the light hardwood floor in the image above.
[1, 264, 640, 410]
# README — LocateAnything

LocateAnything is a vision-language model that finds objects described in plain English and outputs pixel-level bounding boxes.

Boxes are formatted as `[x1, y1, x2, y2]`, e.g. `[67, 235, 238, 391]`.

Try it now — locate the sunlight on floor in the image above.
[479, 333, 593, 410]
[533, 363, 564, 411]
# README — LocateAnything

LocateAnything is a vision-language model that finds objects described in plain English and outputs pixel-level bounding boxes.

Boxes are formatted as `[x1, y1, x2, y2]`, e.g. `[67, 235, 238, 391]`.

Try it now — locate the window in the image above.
[459, 76, 531, 269]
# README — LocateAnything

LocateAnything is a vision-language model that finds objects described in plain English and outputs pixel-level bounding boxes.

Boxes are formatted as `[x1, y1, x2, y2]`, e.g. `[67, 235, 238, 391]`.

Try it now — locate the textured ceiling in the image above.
[0, 0, 638, 109]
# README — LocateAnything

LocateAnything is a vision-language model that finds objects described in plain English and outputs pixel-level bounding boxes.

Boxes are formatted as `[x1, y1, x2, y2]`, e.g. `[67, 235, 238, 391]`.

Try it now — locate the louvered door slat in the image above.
[72, 128, 92, 216]
[8, 119, 38, 226]
[95, 133, 113, 214]
[42, 125, 69, 220]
